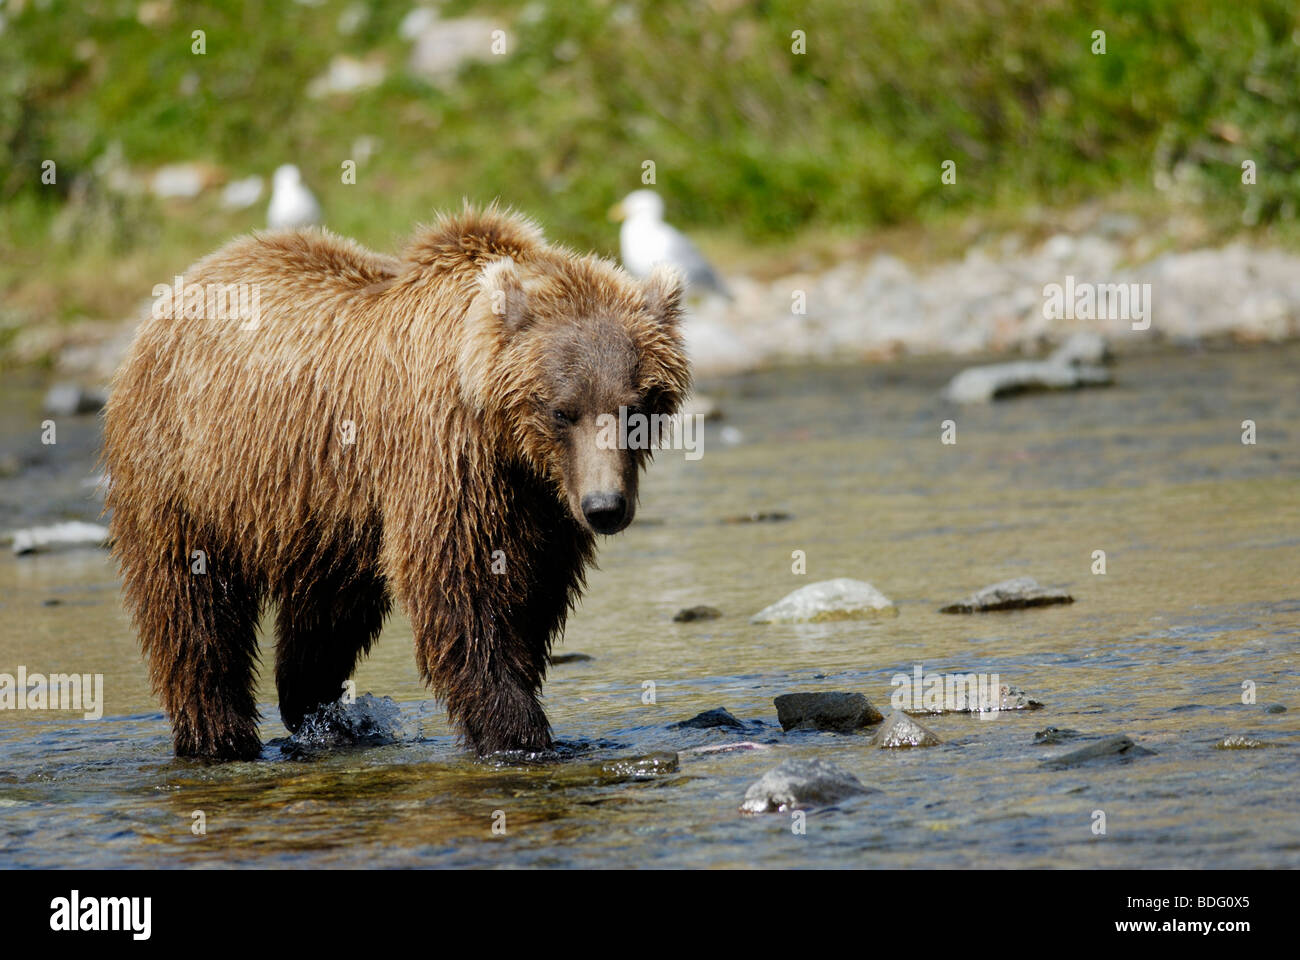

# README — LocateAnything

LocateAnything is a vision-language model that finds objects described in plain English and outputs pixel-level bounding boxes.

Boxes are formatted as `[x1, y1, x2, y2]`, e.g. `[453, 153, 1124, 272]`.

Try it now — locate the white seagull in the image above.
[267, 164, 322, 229]
[610, 189, 729, 298]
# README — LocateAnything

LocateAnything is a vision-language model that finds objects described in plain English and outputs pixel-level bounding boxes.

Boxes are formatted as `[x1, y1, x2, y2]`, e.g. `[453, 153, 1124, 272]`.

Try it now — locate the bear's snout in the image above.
[580, 490, 630, 535]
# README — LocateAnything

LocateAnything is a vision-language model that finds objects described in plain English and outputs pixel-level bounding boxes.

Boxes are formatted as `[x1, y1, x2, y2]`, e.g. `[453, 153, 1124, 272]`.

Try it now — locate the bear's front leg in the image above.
[407, 599, 554, 756]
[449, 658, 554, 756]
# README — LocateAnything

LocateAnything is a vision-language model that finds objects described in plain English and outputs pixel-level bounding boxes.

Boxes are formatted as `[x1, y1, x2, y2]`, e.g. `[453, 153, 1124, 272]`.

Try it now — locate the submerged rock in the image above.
[1050, 331, 1111, 366]
[1033, 726, 1082, 745]
[774, 692, 884, 732]
[9, 521, 110, 555]
[1215, 736, 1268, 749]
[940, 577, 1073, 613]
[550, 652, 594, 664]
[739, 757, 875, 813]
[901, 681, 1043, 715]
[943, 359, 1112, 404]
[1262, 703, 1288, 714]
[752, 578, 896, 623]
[680, 741, 770, 755]
[599, 752, 679, 780]
[723, 510, 792, 524]
[43, 383, 109, 416]
[1042, 735, 1155, 768]
[869, 711, 941, 748]
[680, 394, 724, 421]
[671, 707, 747, 730]
[673, 605, 722, 622]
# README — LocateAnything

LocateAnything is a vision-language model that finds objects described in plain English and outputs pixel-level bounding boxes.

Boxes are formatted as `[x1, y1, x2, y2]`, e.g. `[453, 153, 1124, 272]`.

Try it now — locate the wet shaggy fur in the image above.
[103, 205, 691, 760]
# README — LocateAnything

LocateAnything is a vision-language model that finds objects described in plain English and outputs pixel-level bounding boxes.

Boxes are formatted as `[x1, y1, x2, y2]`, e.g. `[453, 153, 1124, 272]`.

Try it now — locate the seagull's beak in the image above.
[608, 201, 626, 222]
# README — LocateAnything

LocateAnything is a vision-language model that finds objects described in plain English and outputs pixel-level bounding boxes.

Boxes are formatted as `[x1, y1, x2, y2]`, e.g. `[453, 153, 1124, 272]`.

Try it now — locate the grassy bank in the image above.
[3, 0, 1299, 365]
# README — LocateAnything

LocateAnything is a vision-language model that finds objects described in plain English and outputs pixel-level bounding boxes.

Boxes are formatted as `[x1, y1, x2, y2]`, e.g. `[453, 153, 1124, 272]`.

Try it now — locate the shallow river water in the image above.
[1, 344, 1297, 868]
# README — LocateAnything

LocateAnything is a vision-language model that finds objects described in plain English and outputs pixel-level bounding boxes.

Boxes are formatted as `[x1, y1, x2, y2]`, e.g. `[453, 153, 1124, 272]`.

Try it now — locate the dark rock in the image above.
[1033, 726, 1082, 745]
[739, 757, 874, 813]
[43, 383, 108, 416]
[723, 511, 792, 524]
[774, 691, 884, 732]
[1050, 331, 1111, 366]
[680, 741, 770, 755]
[1263, 703, 1287, 714]
[550, 652, 594, 664]
[940, 577, 1074, 613]
[869, 711, 941, 748]
[1042, 735, 1155, 768]
[673, 605, 722, 622]
[670, 707, 746, 731]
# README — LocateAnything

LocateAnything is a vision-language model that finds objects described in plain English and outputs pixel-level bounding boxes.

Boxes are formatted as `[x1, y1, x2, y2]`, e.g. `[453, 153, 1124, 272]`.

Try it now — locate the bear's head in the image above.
[459, 253, 692, 535]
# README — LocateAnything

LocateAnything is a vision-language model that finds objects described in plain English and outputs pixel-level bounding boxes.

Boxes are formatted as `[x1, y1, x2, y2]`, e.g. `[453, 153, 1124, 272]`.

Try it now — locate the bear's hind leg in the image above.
[274, 571, 391, 733]
[117, 510, 264, 761]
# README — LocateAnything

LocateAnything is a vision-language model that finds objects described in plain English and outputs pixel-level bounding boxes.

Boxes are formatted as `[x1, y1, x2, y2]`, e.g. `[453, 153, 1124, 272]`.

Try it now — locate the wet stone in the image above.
[723, 510, 792, 524]
[1041, 735, 1155, 768]
[670, 707, 747, 730]
[752, 578, 896, 623]
[774, 692, 884, 732]
[902, 682, 1043, 715]
[739, 757, 875, 814]
[43, 383, 108, 417]
[1033, 726, 1082, 745]
[943, 359, 1112, 404]
[1262, 703, 1287, 714]
[940, 577, 1074, 614]
[550, 652, 594, 664]
[1215, 736, 1268, 749]
[673, 605, 722, 622]
[599, 751, 679, 780]
[680, 741, 770, 755]
[869, 711, 942, 748]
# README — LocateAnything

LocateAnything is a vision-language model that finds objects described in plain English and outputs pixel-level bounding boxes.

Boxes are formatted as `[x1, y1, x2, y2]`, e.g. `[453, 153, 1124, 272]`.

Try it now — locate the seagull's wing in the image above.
[664, 224, 729, 298]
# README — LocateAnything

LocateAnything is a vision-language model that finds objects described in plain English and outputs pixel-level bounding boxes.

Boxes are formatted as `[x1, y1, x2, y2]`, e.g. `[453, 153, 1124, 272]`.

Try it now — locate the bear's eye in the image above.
[552, 409, 576, 426]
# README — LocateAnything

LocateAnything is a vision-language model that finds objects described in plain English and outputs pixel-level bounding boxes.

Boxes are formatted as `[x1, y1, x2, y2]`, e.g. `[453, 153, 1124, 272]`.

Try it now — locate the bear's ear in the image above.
[479, 257, 531, 333]
[643, 263, 685, 326]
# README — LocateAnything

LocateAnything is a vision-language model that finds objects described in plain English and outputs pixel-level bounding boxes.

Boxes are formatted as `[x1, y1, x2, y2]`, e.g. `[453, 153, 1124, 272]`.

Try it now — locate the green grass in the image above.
[3, 0, 1299, 364]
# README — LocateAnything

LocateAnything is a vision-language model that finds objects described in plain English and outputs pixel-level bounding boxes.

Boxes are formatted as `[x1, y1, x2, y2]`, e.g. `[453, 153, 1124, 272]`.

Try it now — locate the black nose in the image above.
[581, 492, 628, 533]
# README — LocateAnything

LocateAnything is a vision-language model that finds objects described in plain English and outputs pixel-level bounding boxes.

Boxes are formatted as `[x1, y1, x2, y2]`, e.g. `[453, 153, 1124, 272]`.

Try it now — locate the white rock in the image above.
[408, 16, 501, 82]
[221, 175, 264, 210]
[751, 578, 896, 624]
[9, 522, 110, 555]
[944, 360, 1112, 404]
[306, 54, 384, 98]
[150, 164, 206, 199]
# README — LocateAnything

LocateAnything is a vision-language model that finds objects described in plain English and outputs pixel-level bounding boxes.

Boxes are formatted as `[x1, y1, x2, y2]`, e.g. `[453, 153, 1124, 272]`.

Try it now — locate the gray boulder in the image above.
[752, 578, 895, 623]
[940, 577, 1073, 613]
[869, 711, 942, 748]
[1042, 735, 1155, 768]
[944, 359, 1111, 404]
[739, 757, 874, 813]
[774, 692, 883, 732]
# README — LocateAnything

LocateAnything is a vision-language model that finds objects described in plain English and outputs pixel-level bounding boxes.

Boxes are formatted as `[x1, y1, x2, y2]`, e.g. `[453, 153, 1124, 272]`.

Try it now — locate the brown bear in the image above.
[102, 204, 691, 760]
